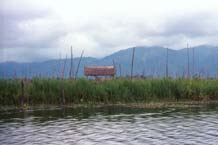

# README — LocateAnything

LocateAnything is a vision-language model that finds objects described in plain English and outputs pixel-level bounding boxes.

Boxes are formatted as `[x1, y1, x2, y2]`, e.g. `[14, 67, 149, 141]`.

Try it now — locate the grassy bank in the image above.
[1, 78, 218, 106]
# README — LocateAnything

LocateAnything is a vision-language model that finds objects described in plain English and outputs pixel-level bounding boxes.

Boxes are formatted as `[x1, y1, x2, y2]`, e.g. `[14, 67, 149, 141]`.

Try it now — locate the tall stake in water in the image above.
[75, 50, 84, 79]
[192, 47, 195, 78]
[59, 53, 62, 79]
[69, 46, 74, 79]
[197, 48, 200, 78]
[119, 64, 122, 77]
[217, 48, 218, 78]
[187, 43, 190, 78]
[131, 47, 135, 80]
[166, 47, 169, 78]
[60, 55, 67, 105]
[113, 59, 116, 78]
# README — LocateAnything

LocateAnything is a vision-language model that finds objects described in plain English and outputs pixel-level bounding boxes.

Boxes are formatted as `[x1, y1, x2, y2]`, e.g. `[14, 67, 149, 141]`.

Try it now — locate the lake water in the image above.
[0, 105, 218, 145]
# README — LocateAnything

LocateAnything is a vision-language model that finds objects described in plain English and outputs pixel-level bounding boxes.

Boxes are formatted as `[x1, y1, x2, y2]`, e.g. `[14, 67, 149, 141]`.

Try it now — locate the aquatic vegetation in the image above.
[0, 78, 218, 106]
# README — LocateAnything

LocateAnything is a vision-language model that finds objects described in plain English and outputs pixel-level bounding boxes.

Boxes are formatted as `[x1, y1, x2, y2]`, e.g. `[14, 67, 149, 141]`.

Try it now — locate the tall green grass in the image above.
[0, 78, 218, 106]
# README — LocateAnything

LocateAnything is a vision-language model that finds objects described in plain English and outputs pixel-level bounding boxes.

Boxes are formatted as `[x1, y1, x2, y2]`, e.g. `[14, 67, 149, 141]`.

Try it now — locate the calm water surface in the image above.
[0, 105, 218, 145]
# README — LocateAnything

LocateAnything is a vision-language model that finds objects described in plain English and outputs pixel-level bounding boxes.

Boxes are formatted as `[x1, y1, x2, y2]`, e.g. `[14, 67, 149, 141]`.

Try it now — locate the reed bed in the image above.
[1, 78, 218, 106]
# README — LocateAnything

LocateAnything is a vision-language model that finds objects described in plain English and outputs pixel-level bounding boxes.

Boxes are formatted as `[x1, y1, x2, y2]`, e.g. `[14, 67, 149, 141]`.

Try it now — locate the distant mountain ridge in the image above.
[1, 45, 218, 78]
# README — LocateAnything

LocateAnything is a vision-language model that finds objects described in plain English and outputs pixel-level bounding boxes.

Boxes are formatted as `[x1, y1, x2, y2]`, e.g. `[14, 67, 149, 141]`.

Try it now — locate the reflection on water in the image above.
[0, 105, 218, 145]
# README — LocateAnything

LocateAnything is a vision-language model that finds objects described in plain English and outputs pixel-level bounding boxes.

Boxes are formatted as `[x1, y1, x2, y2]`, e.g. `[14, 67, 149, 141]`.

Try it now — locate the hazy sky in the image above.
[1, 0, 218, 62]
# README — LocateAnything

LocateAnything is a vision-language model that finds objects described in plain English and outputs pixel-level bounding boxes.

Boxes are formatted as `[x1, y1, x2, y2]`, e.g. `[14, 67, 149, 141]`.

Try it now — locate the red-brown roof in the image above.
[84, 66, 115, 76]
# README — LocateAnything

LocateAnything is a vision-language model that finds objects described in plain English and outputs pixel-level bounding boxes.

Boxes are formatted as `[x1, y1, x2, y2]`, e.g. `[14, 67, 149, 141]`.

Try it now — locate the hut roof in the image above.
[84, 66, 115, 76]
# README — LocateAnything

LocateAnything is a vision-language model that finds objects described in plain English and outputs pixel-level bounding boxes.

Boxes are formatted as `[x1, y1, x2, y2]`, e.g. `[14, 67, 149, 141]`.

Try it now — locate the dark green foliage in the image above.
[0, 78, 218, 106]
[0, 79, 21, 105]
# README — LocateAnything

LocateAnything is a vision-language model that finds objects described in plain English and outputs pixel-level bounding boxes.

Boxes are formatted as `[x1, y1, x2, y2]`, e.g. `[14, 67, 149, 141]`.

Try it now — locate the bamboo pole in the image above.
[75, 50, 84, 79]
[182, 66, 185, 78]
[166, 47, 169, 78]
[21, 79, 24, 106]
[197, 48, 200, 78]
[69, 46, 74, 79]
[119, 64, 122, 77]
[60, 55, 67, 105]
[217, 48, 218, 78]
[192, 47, 195, 78]
[59, 53, 62, 79]
[131, 47, 135, 80]
[113, 59, 116, 79]
[187, 43, 190, 78]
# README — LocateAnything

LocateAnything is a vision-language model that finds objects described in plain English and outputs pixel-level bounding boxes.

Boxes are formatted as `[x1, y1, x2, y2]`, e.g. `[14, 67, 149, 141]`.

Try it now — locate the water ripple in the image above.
[0, 106, 218, 145]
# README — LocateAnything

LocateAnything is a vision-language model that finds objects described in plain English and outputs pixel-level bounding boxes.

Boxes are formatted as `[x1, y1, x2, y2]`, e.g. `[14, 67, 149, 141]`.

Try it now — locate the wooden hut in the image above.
[84, 66, 115, 79]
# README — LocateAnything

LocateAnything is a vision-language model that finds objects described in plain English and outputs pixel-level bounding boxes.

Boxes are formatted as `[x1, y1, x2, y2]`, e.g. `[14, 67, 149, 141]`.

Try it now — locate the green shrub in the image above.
[1, 78, 218, 106]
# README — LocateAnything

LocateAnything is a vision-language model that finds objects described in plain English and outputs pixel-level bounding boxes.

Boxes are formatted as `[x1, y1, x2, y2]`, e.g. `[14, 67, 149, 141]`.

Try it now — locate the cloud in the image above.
[162, 13, 218, 37]
[1, 0, 218, 62]
[0, 0, 60, 49]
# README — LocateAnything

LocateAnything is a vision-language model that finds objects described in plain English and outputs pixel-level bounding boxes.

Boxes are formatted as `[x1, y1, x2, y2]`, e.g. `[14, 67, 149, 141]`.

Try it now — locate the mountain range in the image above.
[1, 45, 218, 79]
